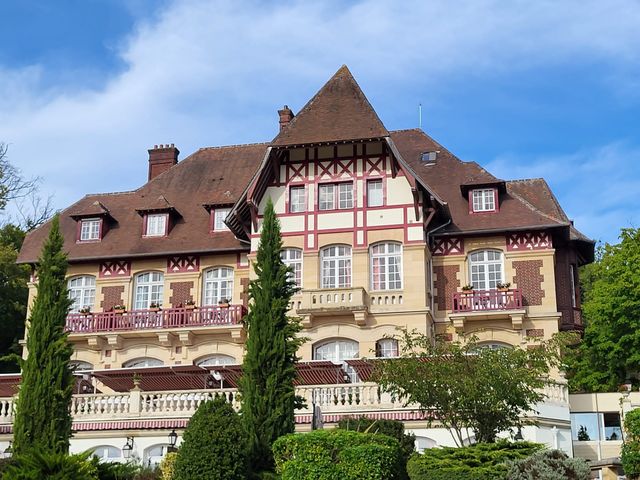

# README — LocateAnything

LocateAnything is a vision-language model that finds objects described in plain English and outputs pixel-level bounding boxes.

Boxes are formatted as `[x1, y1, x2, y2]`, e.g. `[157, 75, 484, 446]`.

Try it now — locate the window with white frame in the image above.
[376, 338, 399, 358]
[213, 208, 231, 231]
[367, 179, 383, 207]
[318, 183, 353, 210]
[370, 242, 402, 290]
[68, 276, 96, 312]
[133, 271, 164, 309]
[145, 213, 167, 236]
[202, 267, 234, 305]
[69, 361, 94, 371]
[195, 354, 236, 366]
[91, 445, 121, 462]
[469, 250, 503, 290]
[471, 189, 496, 212]
[145, 445, 170, 467]
[314, 339, 359, 382]
[289, 186, 306, 213]
[281, 248, 303, 288]
[122, 357, 164, 368]
[79, 218, 101, 241]
[321, 245, 351, 288]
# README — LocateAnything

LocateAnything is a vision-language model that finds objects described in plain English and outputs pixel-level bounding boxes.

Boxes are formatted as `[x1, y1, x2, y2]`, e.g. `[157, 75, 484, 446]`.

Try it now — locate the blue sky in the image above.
[1, 0, 638, 244]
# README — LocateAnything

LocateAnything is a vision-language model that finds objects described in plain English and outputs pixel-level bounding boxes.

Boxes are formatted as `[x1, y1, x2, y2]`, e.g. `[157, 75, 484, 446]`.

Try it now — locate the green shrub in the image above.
[160, 451, 177, 480]
[338, 416, 415, 479]
[272, 429, 404, 480]
[2, 450, 98, 480]
[173, 397, 247, 480]
[407, 441, 542, 480]
[506, 449, 590, 480]
[0, 459, 15, 476]
[623, 409, 640, 479]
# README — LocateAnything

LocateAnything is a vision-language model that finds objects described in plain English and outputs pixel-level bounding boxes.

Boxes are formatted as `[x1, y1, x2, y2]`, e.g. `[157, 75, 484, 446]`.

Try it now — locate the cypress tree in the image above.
[239, 198, 303, 476]
[13, 215, 74, 455]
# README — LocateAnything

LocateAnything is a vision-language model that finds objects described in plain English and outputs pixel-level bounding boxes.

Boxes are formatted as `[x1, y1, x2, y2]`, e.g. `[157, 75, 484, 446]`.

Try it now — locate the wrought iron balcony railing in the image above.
[65, 305, 246, 334]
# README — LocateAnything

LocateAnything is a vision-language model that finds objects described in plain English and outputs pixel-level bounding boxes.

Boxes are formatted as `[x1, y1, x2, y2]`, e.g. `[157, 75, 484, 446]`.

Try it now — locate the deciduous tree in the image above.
[239, 198, 303, 477]
[12, 215, 74, 455]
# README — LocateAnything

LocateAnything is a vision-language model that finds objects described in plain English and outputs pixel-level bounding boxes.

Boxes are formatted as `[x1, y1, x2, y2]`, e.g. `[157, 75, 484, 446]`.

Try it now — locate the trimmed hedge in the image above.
[407, 441, 542, 480]
[273, 429, 404, 480]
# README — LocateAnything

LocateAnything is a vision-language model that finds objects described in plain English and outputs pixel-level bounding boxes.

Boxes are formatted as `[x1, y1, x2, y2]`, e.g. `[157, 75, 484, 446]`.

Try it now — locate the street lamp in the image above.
[514, 426, 524, 441]
[168, 429, 178, 453]
[122, 437, 134, 459]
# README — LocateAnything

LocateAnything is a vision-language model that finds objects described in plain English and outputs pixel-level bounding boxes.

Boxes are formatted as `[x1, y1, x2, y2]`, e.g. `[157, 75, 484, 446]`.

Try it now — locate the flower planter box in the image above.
[114, 309, 126, 315]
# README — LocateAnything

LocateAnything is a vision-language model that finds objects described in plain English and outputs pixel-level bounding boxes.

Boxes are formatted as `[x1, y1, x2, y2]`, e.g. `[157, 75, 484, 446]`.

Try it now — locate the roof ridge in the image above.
[197, 141, 270, 151]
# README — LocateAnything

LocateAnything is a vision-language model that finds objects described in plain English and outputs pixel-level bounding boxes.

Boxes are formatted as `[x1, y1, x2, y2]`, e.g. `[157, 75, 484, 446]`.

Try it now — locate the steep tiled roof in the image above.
[272, 65, 388, 146]
[18, 143, 268, 264]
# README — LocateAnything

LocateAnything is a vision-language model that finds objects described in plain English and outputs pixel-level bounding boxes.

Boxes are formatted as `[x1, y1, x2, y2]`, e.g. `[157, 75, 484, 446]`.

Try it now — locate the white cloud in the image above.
[0, 0, 639, 240]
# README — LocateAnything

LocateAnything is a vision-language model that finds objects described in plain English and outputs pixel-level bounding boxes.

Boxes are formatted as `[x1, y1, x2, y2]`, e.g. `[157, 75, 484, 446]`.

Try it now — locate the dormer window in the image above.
[213, 208, 231, 231]
[471, 188, 497, 213]
[79, 218, 101, 241]
[145, 213, 168, 237]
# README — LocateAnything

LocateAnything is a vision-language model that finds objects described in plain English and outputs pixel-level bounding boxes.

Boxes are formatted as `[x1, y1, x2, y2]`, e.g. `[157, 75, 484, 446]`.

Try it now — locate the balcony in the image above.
[294, 287, 368, 326]
[65, 305, 246, 335]
[449, 289, 525, 332]
[452, 289, 523, 313]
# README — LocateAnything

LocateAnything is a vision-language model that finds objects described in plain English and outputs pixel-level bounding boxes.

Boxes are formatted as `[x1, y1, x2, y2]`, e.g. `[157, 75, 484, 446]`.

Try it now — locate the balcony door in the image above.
[202, 267, 234, 305]
[133, 271, 164, 309]
[320, 245, 352, 289]
[468, 250, 503, 290]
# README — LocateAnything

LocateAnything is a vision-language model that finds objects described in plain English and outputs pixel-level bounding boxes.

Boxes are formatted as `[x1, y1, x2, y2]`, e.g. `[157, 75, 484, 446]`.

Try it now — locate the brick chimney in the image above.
[278, 105, 294, 131]
[148, 144, 179, 181]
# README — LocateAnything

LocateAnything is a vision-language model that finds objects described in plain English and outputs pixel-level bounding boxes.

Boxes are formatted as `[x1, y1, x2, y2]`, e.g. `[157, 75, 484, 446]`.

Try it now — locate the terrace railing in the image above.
[452, 289, 523, 313]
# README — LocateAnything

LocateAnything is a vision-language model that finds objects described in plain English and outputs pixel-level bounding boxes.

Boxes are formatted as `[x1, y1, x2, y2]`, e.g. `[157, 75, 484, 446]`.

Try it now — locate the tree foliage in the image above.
[239, 198, 304, 476]
[0, 224, 29, 372]
[505, 449, 590, 480]
[2, 450, 97, 480]
[406, 440, 541, 480]
[567, 228, 640, 392]
[12, 215, 74, 455]
[374, 330, 570, 445]
[622, 409, 640, 479]
[173, 396, 247, 480]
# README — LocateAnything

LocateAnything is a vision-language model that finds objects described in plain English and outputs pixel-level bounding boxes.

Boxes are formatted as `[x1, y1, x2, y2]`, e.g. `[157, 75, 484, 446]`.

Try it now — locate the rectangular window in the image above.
[571, 412, 623, 441]
[367, 179, 383, 207]
[79, 218, 101, 241]
[289, 186, 306, 213]
[338, 183, 353, 209]
[318, 184, 335, 211]
[213, 208, 231, 231]
[146, 214, 167, 237]
[471, 189, 496, 212]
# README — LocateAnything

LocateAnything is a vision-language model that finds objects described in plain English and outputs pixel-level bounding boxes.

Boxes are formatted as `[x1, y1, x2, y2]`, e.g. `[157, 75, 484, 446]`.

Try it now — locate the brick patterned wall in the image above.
[434, 265, 460, 311]
[100, 285, 125, 311]
[512, 260, 544, 306]
[169, 281, 193, 307]
[240, 278, 250, 307]
[526, 328, 544, 338]
[554, 246, 582, 330]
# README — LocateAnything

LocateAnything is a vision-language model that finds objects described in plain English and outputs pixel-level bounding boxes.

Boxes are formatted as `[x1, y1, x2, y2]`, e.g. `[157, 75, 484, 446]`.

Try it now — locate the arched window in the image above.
[468, 250, 503, 290]
[414, 437, 437, 453]
[370, 243, 402, 290]
[91, 445, 121, 462]
[281, 248, 303, 288]
[69, 361, 94, 372]
[122, 357, 164, 368]
[375, 338, 399, 358]
[320, 245, 351, 289]
[68, 276, 96, 312]
[133, 271, 164, 310]
[202, 267, 234, 305]
[145, 444, 169, 467]
[314, 339, 359, 382]
[195, 354, 236, 366]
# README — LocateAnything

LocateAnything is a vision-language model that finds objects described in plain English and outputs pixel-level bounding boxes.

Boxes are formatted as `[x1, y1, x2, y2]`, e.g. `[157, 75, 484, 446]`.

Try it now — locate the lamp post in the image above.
[122, 437, 134, 459]
[168, 429, 178, 453]
[514, 426, 524, 441]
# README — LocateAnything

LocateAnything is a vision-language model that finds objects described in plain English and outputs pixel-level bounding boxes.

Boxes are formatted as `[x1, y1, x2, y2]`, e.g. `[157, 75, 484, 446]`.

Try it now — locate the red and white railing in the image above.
[65, 305, 246, 334]
[452, 289, 523, 313]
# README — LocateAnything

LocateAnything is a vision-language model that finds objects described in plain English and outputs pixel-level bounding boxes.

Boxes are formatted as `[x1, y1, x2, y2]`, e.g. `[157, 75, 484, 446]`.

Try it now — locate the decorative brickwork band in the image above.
[512, 260, 544, 306]
[434, 265, 460, 311]
[431, 237, 464, 256]
[100, 285, 125, 311]
[526, 329, 544, 338]
[506, 232, 552, 251]
[99, 260, 131, 278]
[167, 255, 200, 273]
[169, 281, 194, 307]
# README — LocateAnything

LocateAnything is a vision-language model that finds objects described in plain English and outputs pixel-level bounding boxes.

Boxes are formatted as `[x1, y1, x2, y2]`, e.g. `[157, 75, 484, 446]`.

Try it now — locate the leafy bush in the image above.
[2, 450, 98, 480]
[407, 441, 542, 480]
[0, 459, 16, 476]
[272, 429, 404, 480]
[91, 459, 160, 480]
[623, 409, 640, 479]
[160, 452, 177, 480]
[173, 397, 247, 480]
[506, 449, 590, 480]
